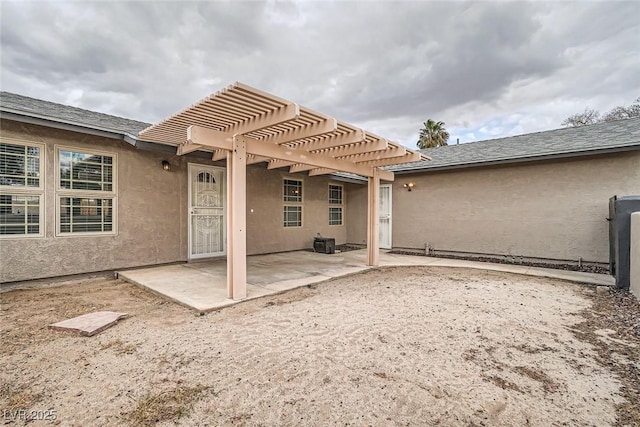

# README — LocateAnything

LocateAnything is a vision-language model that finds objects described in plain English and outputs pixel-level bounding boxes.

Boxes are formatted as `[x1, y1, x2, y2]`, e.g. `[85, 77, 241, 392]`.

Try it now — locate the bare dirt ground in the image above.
[1, 267, 638, 426]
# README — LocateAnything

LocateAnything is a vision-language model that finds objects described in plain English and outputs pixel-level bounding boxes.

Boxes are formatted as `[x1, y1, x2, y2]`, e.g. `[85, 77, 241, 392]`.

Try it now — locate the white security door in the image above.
[379, 184, 392, 249]
[188, 164, 226, 259]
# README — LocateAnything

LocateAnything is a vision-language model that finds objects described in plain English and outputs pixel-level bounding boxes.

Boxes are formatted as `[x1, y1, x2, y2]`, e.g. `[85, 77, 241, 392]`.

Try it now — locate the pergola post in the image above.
[367, 168, 380, 266]
[227, 135, 247, 300]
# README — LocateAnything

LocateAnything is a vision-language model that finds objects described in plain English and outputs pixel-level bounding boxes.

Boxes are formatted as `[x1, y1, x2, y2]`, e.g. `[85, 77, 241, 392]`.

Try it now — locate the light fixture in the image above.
[403, 182, 415, 191]
[161, 160, 171, 171]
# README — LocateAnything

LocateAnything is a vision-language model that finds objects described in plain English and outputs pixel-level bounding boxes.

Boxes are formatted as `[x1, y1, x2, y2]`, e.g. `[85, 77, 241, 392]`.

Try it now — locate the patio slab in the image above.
[118, 249, 614, 313]
[118, 250, 373, 313]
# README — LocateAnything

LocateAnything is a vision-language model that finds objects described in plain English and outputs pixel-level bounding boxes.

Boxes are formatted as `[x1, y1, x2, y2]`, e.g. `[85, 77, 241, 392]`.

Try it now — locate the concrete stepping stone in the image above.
[49, 311, 128, 336]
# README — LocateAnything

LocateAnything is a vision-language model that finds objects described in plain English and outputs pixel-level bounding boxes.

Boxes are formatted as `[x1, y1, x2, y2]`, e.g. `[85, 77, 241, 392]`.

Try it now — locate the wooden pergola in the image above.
[139, 82, 429, 300]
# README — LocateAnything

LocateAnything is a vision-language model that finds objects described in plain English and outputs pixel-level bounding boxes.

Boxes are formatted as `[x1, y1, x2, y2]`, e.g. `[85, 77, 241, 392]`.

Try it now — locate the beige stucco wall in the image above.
[346, 182, 368, 245]
[630, 212, 640, 299]
[0, 120, 347, 282]
[348, 151, 640, 263]
[246, 166, 347, 255]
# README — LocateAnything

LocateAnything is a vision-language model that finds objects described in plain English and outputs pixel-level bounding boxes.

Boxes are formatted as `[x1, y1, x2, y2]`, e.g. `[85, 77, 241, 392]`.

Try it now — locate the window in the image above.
[284, 179, 302, 202]
[328, 184, 343, 226]
[56, 147, 116, 235]
[0, 140, 45, 238]
[59, 150, 113, 191]
[283, 206, 302, 227]
[329, 207, 343, 226]
[283, 178, 303, 227]
[59, 197, 113, 233]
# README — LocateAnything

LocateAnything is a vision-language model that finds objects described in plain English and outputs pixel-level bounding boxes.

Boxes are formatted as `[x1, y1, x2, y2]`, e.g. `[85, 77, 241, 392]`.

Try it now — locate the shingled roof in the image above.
[2, 91, 639, 176]
[0, 91, 150, 136]
[388, 117, 640, 173]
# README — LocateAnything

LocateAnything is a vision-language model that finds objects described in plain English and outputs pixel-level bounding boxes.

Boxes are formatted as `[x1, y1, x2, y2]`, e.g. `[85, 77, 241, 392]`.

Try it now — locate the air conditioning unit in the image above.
[314, 237, 335, 254]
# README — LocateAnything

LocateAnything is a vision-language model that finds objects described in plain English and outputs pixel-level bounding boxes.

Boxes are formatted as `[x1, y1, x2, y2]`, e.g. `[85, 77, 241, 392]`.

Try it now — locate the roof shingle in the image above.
[388, 117, 640, 173]
[0, 91, 150, 136]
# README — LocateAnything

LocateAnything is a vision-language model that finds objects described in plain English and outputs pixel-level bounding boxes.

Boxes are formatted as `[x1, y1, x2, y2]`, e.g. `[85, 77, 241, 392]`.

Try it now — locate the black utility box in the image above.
[609, 195, 640, 289]
[314, 237, 335, 254]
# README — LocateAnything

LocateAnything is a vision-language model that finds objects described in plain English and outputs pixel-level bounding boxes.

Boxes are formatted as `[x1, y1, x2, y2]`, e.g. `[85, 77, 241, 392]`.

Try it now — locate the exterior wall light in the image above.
[162, 160, 171, 171]
[403, 182, 415, 191]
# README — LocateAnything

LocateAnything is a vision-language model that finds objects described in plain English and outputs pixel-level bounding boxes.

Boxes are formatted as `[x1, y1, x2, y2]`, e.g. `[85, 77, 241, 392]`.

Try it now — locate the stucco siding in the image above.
[246, 165, 347, 255]
[1, 120, 190, 282]
[389, 152, 640, 263]
[0, 120, 347, 282]
[347, 152, 640, 263]
[346, 183, 368, 245]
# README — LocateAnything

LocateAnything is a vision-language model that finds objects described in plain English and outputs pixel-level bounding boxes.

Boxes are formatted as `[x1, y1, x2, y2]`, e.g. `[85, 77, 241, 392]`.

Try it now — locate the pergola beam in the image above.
[245, 137, 393, 180]
[288, 143, 407, 172]
[268, 139, 387, 170]
[308, 168, 336, 176]
[186, 126, 233, 150]
[185, 125, 395, 181]
[212, 149, 227, 161]
[247, 155, 270, 165]
[177, 125, 389, 163]
[356, 151, 422, 167]
[267, 159, 295, 170]
[273, 139, 385, 167]
[176, 141, 204, 155]
[288, 164, 317, 173]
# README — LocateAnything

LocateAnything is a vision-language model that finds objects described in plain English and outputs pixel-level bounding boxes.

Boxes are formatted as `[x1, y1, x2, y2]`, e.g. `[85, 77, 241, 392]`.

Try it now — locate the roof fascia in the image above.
[393, 144, 640, 175]
[328, 174, 368, 184]
[134, 139, 212, 159]
[0, 110, 214, 159]
[1, 109, 126, 140]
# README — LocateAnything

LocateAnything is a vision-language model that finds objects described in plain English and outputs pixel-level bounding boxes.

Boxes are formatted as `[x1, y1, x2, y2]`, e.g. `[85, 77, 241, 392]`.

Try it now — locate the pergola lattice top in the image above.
[139, 82, 428, 180]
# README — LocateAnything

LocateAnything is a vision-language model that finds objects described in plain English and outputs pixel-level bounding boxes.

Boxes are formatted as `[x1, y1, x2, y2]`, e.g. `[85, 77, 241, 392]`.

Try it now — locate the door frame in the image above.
[379, 183, 392, 249]
[187, 163, 227, 260]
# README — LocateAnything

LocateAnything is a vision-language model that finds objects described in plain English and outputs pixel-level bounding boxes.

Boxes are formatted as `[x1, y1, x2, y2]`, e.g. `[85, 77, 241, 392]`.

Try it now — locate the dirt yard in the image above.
[1, 267, 639, 426]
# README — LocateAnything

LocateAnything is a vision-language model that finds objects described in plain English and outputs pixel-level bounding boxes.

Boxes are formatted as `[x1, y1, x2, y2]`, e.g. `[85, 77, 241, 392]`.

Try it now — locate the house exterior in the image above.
[347, 118, 640, 266]
[1, 87, 639, 287]
[0, 85, 424, 290]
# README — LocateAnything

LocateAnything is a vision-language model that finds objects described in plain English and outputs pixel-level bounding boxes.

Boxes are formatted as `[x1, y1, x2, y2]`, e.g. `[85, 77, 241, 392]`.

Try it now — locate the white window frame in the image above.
[328, 183, 344, 226]
[283, 205, 303, 228]
[55, 145, 117, 237]
[283, 177, 303, 228]
[0, 138, 45, 239]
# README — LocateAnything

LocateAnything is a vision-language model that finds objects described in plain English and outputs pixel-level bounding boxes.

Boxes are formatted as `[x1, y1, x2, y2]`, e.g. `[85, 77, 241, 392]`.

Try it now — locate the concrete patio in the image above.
[117, 249, 614, 313]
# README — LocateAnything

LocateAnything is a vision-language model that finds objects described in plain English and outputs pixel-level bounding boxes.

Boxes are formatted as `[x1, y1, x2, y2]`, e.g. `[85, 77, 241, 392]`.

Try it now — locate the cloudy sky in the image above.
[1, 1, 638, 147]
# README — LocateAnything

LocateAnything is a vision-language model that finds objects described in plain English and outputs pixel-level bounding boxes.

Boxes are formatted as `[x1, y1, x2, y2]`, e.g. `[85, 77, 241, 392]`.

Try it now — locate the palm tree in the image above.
[417, 119, 450, 149]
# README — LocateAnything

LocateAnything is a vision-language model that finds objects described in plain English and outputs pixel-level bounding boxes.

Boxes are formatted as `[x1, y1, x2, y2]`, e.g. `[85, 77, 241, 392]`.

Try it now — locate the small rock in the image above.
[596, 286, 610, 295]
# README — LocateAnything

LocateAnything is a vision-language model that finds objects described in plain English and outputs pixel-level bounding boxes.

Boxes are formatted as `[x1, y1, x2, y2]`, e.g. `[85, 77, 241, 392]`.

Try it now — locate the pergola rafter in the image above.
[185, 125, 396, 181]
[308, 168, 337, 176]
[138, 82, 428, 301]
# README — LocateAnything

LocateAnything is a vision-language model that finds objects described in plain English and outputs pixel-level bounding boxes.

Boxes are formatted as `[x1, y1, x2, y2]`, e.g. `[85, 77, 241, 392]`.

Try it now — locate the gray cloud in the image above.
[1, 1, 638, 147]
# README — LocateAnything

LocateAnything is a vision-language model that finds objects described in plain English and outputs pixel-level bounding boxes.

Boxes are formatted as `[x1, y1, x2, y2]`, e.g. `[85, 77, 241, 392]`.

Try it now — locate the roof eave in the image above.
[392, 143, 640, 174]
[1, 109, 132, 141]
[0, 109, 217, 159]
